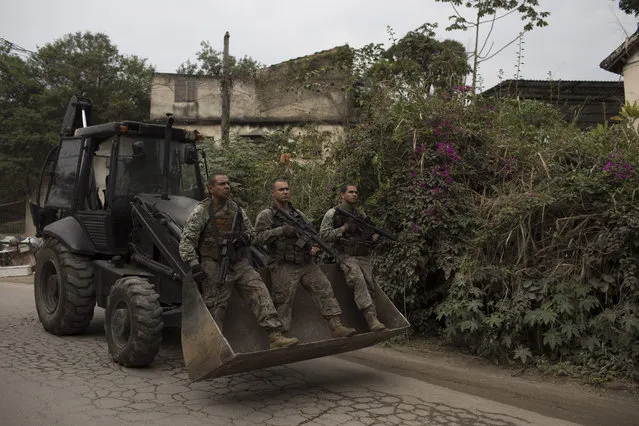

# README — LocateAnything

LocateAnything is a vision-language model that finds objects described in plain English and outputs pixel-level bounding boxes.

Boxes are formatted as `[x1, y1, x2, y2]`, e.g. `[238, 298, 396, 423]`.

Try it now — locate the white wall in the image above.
[623, 50, 639, 104]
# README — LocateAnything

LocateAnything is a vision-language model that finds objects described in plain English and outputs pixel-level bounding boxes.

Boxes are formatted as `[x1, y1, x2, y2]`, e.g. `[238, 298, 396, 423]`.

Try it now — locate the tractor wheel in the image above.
[34, 238, 95, 335]
[105, 276, 163, 367]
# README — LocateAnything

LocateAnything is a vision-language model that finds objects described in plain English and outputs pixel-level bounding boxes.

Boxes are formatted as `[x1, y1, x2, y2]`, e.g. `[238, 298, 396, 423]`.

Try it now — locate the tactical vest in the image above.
[268, 205, 311, 264]
[198, 199, 248, 262]
[333, 206, 373, 257]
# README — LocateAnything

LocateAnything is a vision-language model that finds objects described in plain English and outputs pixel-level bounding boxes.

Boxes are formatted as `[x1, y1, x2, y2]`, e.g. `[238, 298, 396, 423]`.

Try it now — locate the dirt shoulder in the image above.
[338, 338, 639, 426]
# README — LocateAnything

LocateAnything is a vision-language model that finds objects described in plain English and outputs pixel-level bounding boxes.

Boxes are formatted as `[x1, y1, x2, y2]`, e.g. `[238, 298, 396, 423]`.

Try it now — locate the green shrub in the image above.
[201, 77, 639, 381]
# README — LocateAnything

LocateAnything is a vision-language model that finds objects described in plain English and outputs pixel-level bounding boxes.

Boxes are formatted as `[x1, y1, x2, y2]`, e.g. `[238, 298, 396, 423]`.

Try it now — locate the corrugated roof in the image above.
[482, 79, 623, 96]
[600, 28, 639, 75]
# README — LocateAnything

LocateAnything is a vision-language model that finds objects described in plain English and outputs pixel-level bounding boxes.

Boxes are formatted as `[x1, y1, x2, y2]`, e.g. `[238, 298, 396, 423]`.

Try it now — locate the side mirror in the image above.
[185, 146, 197, 165]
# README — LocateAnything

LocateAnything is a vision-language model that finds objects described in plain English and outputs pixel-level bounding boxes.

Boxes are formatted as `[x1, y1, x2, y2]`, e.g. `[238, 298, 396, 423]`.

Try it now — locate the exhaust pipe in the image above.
[161, 113, 174, 200]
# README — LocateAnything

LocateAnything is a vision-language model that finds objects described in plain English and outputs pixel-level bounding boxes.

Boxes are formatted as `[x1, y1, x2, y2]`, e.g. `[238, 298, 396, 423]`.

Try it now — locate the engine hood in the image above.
[135, 193, 200, 228]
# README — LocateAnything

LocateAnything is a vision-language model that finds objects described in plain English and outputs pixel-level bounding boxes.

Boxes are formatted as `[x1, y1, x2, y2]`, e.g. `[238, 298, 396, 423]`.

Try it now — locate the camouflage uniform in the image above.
[320, 205, 377, 315]
[179, 198, 283, 332]
[254, 205, 342, 331]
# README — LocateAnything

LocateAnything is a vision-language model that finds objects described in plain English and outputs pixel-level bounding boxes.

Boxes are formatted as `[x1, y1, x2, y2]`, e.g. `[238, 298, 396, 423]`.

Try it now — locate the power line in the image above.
[0, 37, 36, 57]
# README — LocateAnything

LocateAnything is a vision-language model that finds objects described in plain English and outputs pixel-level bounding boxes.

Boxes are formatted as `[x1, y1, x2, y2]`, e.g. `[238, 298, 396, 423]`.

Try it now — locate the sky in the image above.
[1, 0, 636, 91]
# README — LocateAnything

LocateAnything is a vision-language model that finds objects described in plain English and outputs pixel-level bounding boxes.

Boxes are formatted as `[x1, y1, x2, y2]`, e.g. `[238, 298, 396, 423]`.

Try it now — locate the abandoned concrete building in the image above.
[149, 46, 355, 142]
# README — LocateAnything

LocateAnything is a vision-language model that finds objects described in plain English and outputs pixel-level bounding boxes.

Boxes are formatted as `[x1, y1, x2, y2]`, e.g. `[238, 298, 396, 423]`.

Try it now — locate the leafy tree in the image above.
[177, 40, 263, 80]
[371, 24, 470, 93]
[32, 32, 154, 123]
[618, 0, 639, 16]
[0, 44, 49, 202]
[0, 32, 154, 202]
[349, 26, 469, 139]
[434, 0, 550, 93]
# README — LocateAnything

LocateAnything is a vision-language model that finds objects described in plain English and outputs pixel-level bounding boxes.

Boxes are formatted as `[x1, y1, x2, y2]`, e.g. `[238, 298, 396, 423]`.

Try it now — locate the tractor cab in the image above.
[31, 118, 205, 255]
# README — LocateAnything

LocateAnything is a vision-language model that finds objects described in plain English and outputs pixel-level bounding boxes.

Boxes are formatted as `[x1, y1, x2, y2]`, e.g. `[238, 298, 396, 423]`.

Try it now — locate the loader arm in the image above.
[130, 200, 190, 279]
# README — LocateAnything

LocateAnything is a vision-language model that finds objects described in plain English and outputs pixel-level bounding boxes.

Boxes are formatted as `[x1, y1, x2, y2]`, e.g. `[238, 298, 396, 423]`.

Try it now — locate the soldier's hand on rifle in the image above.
[191, 264, 205, 284]
[281, 224, 298, 238]
[233, 232, 252, 247]
[344, 219, 359, 234]
[310, 245, 321, 256]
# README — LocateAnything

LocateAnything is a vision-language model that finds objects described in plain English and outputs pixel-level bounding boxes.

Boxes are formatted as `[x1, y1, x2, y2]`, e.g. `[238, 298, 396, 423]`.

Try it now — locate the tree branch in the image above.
[477, 13, 498, 57]
[477, 34, 521, 63]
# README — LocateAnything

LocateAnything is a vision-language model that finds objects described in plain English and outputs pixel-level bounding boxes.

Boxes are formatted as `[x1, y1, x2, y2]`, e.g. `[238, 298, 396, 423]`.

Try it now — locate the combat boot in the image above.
[363, 306, 386, 332]
[328, 316, 357, 338]
[268, 331, 299, 349]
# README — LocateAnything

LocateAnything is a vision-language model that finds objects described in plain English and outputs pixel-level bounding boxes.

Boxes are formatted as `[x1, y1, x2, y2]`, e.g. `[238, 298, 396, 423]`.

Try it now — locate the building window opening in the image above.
[175, 77, 197, 103]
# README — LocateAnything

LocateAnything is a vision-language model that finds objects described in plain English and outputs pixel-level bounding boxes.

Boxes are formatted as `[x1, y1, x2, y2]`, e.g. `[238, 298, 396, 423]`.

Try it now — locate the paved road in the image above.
[0, 279, 633, 426]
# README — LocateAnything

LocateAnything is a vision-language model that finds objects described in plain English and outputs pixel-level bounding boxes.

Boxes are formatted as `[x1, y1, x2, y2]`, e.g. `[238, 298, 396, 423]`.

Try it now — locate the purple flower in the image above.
[436, 142, 461, 161]
[602, 150, 636, 180]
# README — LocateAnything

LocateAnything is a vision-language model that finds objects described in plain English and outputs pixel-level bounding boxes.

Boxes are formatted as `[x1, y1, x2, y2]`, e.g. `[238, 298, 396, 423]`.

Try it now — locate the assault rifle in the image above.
[215, 209, 241, 286]
[335, 207, 397, 241]
[274, 205, 345, 263]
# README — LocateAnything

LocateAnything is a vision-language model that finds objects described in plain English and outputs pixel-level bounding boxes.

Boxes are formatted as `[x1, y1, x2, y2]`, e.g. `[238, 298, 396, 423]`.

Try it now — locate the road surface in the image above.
[0, 278, 637, 426]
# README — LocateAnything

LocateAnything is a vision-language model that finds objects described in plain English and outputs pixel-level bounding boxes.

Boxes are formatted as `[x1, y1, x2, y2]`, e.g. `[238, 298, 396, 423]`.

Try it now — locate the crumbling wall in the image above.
[150, 74, 258, 122]
[255, 46, 353, 122]
[149, 46, 354, 132]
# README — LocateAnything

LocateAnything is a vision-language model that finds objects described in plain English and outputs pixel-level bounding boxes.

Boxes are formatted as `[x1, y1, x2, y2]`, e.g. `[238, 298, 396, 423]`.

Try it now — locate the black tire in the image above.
[105, 276, 163, 367]
[34, 238, 95, 335]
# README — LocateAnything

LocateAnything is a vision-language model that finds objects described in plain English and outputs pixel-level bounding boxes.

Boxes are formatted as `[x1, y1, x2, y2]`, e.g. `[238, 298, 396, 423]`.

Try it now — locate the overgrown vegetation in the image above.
[201, 126, 337, 221]
[206, 30, 638, 382]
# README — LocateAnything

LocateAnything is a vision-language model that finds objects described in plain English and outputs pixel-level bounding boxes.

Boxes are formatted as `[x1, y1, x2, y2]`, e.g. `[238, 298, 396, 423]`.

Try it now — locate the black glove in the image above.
[191, 264, 205, 284]
[344, 219, 359, 233]
[281, 224, 298, 238]
[234, 232, 252, 247]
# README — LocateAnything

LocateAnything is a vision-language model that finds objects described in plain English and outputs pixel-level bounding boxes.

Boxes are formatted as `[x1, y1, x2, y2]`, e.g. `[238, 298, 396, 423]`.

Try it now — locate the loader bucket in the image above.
[181, 263, 410, 381]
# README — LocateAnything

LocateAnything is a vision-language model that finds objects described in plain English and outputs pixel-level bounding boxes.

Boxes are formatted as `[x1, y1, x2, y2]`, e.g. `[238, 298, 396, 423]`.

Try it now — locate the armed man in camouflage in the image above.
[320, 184, 386, 332]
[254, 177, 356, 338]
[179, 173, 299, 349]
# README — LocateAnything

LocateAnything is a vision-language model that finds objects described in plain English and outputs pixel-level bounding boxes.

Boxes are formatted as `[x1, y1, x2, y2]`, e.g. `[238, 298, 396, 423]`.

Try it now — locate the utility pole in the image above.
[221, 31, 230, 146]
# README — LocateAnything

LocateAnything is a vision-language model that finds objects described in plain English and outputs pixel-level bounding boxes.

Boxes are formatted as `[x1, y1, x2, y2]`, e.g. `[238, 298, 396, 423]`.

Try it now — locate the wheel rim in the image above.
[41, 261, 60, 314]
[110, 303, 131, 348]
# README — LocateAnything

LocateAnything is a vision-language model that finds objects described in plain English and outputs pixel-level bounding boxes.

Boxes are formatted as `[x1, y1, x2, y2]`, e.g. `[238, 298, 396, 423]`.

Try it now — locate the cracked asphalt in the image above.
[0, 279, 587, 425]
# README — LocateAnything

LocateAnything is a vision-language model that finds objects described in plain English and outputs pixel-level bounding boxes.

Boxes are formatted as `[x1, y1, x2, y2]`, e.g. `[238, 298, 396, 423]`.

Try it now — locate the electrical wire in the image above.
[0, 37, 36, 57]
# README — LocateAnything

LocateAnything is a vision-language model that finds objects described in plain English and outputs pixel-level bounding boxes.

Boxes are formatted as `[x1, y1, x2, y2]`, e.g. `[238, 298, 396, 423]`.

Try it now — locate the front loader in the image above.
[31, 96, 410, 381]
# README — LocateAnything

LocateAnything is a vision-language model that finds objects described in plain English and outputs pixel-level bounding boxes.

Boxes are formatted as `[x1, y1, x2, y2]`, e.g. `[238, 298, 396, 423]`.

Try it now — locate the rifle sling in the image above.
[207, 198, 218, 235]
